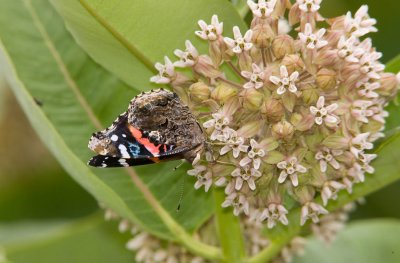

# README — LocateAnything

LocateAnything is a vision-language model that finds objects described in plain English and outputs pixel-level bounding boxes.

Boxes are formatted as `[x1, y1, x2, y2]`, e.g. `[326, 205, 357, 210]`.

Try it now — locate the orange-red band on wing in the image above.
[128, 125, 161, 156]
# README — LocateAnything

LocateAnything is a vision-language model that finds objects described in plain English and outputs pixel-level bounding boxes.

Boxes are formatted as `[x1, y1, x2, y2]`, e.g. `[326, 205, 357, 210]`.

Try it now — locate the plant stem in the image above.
[213, 188, 246, 263]
[127, 169, 223, 260]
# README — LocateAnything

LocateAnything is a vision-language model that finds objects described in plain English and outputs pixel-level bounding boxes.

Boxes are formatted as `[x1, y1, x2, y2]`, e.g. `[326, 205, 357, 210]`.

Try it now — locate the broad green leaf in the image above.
[0, 0, 212, 241]
[0, 215, 133, 263]
[50, 0, 246, 89]
[293, 220, 400, 263]
[384, 55, 400, 133]
[231, 0, 250, 18]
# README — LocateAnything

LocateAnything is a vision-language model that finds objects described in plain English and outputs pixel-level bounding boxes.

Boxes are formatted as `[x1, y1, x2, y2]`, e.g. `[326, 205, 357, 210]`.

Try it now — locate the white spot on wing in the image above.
[122, 134, 127, 138]
[118, 159, 129, 167]
[111, 135, 118, 141]
[118, 144, 130, 158]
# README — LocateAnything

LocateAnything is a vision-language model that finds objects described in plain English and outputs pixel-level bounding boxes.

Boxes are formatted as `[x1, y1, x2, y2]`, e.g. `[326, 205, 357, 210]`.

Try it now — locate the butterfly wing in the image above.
[88, 112, 192, 167]
[88, 89, 205, 168]
[88, 155, 156, 168]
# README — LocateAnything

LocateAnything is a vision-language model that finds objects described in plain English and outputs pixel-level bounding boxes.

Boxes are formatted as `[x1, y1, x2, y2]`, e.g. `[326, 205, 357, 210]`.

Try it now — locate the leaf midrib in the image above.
[78, 0, 156, 73]
[24, 0, 103, 130]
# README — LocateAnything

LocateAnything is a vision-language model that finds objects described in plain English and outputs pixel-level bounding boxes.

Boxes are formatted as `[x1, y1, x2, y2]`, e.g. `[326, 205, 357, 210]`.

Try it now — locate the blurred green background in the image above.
[0, 0, 399, 261]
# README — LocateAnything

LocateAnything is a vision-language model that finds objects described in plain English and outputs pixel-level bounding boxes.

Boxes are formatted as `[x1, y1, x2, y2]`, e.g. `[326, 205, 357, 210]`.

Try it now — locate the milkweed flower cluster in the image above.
[150, 0, 399, 228]
[145, 0, 400, 261]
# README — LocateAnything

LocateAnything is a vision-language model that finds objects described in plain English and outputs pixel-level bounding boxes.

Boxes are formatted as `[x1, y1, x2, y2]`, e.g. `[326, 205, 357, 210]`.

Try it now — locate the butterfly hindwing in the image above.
[88, 155, 156, 168]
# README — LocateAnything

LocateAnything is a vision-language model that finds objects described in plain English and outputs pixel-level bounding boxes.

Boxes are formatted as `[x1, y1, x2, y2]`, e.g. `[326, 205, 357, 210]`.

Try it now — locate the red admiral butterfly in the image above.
[88, 89, 205, 168]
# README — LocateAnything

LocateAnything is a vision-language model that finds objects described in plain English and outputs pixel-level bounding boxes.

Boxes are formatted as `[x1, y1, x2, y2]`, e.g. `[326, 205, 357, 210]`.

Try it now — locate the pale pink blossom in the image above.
[224, 26, 253, 54]
[258, 203, 289, 229]
[173, 40, 198, 67]
[241, 63, 265, 89]
[231, 165, 262, 191]
[344, 5, 377, 37]
[359, 51, 385, 79]
[351, 100, 374, 123]
[195, 15, 223, 41]
[187, 165, 213, 192]
[350, 132, 373, 158]
[203, 112, 232, 141]
[269, 65, 299, 95]
[337, 36, 364, 63]
[299, 23, 328, 50]
[150, 56, 176, 84]
[310, 96, 339, 126]
[220, 131, 249, 158]
[239, 139, 265, 170]
[315, 147, 342, 172]
[356, 80, 380, 98]
[277, 157, 307, 187]
[297, 0, 322, 13]
[222, 192, 250, 216]
[247, 0, 277, 18]
[300, 202, 328, 225]
[321, 181, 345, 206]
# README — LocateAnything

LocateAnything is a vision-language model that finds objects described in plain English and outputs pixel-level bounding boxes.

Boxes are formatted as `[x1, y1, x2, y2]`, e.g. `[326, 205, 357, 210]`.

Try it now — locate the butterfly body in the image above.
[88, 89, 204, 168]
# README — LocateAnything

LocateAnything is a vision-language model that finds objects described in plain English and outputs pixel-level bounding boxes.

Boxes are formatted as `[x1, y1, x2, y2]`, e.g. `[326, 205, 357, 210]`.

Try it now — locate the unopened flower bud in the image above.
[322, 135, 349, 150]
[302, 88, 319, 105]
[272, 35, 295, 59]
[316, 68, 337, 91]
[341, 63, 361, 86]
[238, 53, 253, 71]
[251, 23, 275, 48]
[315, 49, 340, 66]
[273, 0, 291, 18]
[189, 82, 211, 102]
[209, 37, 229, 66]
[241, 88, 264, 111]
[193, 55, 221, 79]
[294, 185, 316, 204]
[281, 54, 305, 73]
[261, 98, 284, 122]
[272, 119, 294, 140]
[292, 113, 314, 131]
[288, 3, 300, 26]
[237, 120, 262, 138]
[378, 72, 398, 97]
[211, 82, 238, 103]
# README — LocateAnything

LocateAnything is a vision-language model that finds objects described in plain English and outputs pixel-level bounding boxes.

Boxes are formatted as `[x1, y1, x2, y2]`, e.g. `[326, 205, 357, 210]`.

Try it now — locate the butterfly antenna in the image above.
[176, 173, 187, 212]
[173, 160, 185, 171]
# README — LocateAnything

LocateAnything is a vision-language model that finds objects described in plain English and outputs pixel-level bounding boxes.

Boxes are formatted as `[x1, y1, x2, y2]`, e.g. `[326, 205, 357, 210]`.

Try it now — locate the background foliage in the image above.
[0, 0, 399, 262]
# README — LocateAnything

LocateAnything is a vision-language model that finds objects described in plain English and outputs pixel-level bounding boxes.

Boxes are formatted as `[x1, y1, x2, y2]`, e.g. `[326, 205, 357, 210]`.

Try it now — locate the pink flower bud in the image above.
[272, 35, 295, 59]
[316, 68, 337, 90]
[261, 98, 284, 122]
[189, 82, 211, 102]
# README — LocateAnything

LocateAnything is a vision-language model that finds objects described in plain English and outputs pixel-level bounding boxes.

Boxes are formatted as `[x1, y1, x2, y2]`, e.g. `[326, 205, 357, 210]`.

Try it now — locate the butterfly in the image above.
[87, 89, 205, 168]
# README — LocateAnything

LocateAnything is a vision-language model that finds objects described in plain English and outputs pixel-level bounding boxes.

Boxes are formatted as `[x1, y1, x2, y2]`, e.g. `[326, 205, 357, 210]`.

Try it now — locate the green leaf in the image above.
[0, 0, 214, 247]
[231, 0, 250, 18]
[383, 55, 400, 133]
[50, 0, 247, 89]
[293, 220, 400, 263]
[0, 215, 133, 263]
